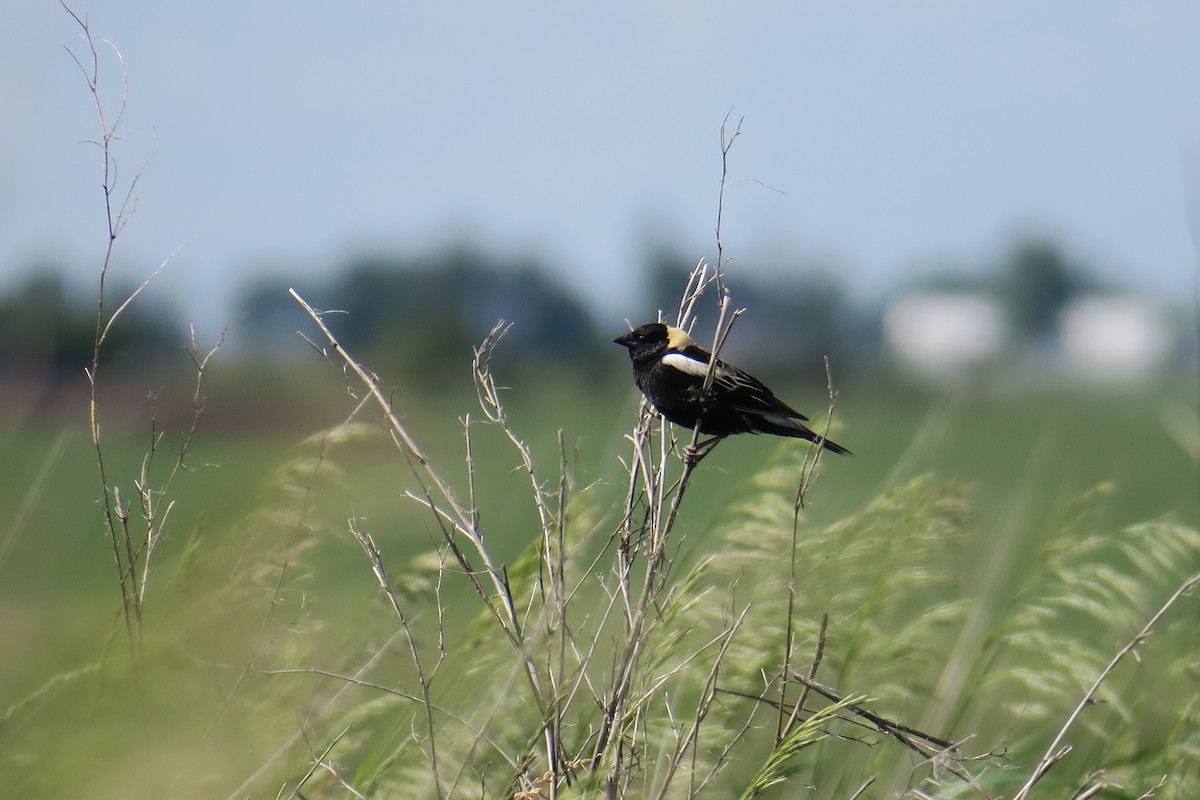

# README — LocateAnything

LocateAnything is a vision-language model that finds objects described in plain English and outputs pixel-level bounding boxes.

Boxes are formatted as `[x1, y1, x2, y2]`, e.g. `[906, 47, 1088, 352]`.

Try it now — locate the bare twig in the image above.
[715, 110, 745, 296]
[289, 289, 526, 644]
[597, 115, 754, 792]
[291, 292, 587, 792]
[67, 0, 141, 647]
[795, 355, 840, 509]
[286, 725, 360, 800]
[349, 520, 441, 799]
[1012, 572, 1200, 800]
[782, 613, 828, 741]
[64, 0, 201, 647]
[783, 673, 973, 780]
[226, 632, 407, 800]
[846, 777, 876, 800]
[650, 603, 751, 800]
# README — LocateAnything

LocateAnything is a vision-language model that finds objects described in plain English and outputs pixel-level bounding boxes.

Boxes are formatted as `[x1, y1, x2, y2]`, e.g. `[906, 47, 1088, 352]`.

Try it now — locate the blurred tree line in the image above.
[639, 247, 873, 387]
[0, 272, 181, 381]
[237, 246, 601, 384]
[1, 236, 1119, 385]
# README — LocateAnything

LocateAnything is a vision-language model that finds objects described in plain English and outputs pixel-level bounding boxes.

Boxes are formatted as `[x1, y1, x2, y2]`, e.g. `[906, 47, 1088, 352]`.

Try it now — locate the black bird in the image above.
[614, 322, 851, 456]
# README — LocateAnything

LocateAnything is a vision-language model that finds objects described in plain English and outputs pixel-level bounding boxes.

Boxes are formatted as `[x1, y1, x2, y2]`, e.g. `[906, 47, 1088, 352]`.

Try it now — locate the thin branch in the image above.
[1012, 572, 1200, 800]
[290, 288, 528, 645]
[715, 110, 745, 295]
[63, 0, 193, 651]
[846, 777, 876, 800]
[286, 725, 359, 800]
[226, 632, 406, 800]
[784, 674, 967, 768]
[349, 521, 442, 800]
[98, 241, 188, 348]
[651, 604, 751, 800]
[782, 613, 828, 741]
[597, 114, 752, 790]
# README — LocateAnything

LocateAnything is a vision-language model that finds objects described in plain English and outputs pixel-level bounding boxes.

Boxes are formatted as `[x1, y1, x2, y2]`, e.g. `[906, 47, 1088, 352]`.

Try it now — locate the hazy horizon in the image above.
[3, 2, 1198, 338]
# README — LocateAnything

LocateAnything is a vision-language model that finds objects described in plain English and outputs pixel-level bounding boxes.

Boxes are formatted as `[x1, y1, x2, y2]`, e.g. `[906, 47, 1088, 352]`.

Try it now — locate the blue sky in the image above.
[2, 2, 1198, 338]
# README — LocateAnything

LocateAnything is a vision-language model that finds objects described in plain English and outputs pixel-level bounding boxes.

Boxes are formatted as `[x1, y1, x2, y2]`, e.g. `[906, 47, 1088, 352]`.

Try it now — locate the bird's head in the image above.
[614, 322, 695, 363]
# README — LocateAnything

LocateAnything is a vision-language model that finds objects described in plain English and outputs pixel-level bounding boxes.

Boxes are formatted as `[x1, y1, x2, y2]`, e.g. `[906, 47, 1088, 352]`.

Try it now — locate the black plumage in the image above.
[614, 322, 851, 455]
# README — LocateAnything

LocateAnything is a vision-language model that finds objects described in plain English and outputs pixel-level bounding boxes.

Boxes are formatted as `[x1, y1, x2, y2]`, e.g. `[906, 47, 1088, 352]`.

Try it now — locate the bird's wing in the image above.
[662, 347, 809, 422]
[660, 348, 713, 378]
[717, 366, 810, 420]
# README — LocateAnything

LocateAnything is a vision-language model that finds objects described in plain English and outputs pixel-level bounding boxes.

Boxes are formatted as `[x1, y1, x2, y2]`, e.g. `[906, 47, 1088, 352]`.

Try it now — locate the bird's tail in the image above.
[757, 414, 853, 456]
[808, 432, 853, 456]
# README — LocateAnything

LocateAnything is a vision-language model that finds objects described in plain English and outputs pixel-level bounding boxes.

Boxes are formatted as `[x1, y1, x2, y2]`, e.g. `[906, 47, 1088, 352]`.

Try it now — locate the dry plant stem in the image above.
[546, 429, 572, 792]
[615, 422, 645, 619]
[693, 116, 748, 455]
[649, 605, 750, 800]
[65, 0, 140, 647]
[471, 327, 575, 792]
[598, 123, 750, 788]
[846, 777, 877, 800]
[402, 487, 529, 648]
[290, 289, 526, 648]
[137, 330, 223, 601]
[782, 613, 828, 742]
[262, 666, 521, 771]
[64, 1, 203, 647]
[721, 676, 984, 792]
[594, 422, 676, 782]
[463, 413, 481, 533]
[673, 260, 714, 332]
[779, 360, 840, 738]
[714, 112, 745, 297]
[786, 676, 957, 756]
[598, 400, 718, 785]
[228, 631, 407, 800]
[691, 693, 764, 799]
[1134, 775, 1169, 800]
[1071, 775, 1107, 800]
[472, 324, 563, 625]
[349, 521, 441, 800]
[797, 356, 840, 505]
[288, 725, 361, 800]
[1011, 571, 1200, 800]
[291, 291, 570, 788]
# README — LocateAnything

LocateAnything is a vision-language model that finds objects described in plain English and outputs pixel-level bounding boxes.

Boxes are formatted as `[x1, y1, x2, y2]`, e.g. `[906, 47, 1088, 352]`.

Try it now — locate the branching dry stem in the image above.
[63, 1, 214, 654]
[1012, 571, 1200, 800]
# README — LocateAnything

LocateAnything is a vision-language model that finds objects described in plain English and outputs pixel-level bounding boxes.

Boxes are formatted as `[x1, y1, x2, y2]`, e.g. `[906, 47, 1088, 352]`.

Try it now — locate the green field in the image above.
[1, 365, 1197, 799]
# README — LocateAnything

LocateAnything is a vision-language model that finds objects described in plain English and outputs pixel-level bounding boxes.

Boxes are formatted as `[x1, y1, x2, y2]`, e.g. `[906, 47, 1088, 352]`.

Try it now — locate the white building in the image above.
[883, 290, 1178, 382]
[1057, 295, 1175, 380]
[883, 292, 1008, 378]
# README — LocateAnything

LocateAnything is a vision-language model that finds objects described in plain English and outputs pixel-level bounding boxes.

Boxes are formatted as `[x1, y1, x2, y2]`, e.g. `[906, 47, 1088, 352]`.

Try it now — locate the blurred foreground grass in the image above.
[0, 365, 1196, 798]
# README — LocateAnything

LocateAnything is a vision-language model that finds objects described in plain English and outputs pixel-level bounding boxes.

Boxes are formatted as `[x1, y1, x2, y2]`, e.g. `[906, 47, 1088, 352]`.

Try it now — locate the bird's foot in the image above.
[683, 436, 722, 466]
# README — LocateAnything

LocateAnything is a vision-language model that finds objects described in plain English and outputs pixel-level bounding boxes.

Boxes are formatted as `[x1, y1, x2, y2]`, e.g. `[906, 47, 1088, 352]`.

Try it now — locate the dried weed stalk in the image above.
[64, 1, 220, 649]
[280, 116, 870, 799]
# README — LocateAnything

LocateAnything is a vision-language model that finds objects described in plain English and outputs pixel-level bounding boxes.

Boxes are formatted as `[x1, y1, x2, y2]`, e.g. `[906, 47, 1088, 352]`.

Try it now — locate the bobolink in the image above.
[614, 322, 851, 456]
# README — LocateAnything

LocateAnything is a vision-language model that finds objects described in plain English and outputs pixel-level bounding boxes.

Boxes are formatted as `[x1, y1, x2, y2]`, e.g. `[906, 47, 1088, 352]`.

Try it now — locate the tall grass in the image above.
[6, 339, 1193, 799]
[3, 10, 1197, 799]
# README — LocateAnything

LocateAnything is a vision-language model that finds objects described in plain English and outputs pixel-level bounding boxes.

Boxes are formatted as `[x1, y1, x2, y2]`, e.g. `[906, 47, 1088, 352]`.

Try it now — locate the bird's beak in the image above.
[613, 332, 633, 347]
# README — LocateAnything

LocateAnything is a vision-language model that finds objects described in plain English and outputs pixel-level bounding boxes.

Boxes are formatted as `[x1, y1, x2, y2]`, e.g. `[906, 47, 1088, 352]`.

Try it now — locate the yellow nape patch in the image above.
[665, 326, 696, 350]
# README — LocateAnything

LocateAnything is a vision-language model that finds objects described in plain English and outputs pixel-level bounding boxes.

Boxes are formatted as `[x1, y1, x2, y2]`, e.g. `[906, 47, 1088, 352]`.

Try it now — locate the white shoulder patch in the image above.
[665, 326, 697, 350]
[662, 351, 711, 378]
